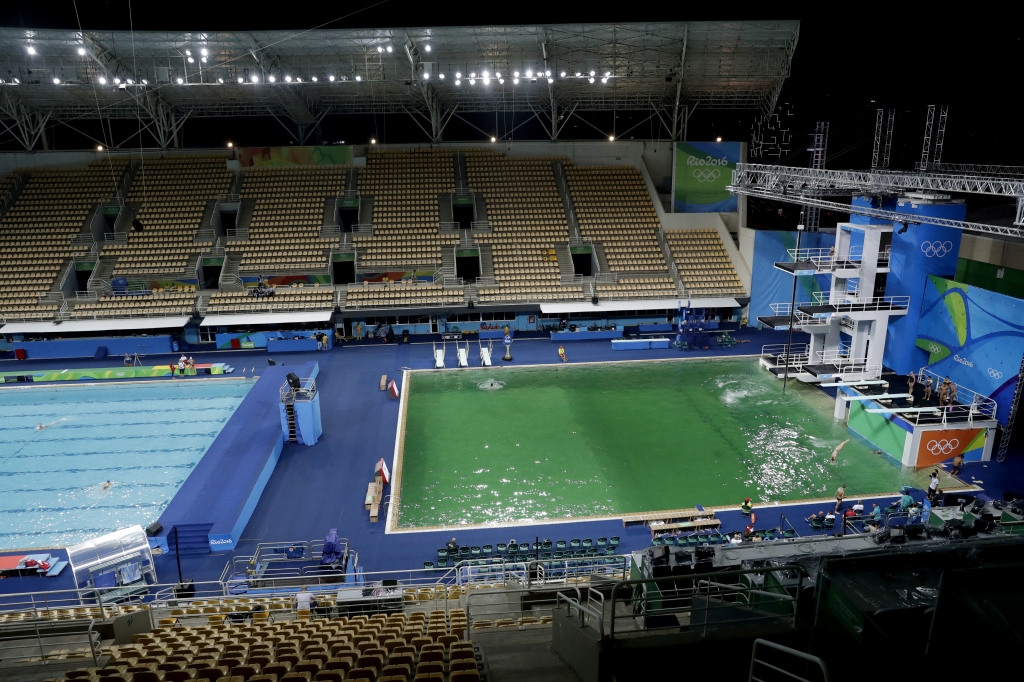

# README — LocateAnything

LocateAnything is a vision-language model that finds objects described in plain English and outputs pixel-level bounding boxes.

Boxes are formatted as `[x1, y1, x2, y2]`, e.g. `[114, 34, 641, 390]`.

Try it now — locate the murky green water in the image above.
[397, 359, 931, 528]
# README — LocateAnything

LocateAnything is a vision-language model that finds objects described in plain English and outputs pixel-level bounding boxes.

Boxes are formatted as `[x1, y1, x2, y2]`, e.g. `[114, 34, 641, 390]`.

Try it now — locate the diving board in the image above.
[865, 407, 941, 414]
[841, 394, 912, 401]
[820, 380, 889, 387]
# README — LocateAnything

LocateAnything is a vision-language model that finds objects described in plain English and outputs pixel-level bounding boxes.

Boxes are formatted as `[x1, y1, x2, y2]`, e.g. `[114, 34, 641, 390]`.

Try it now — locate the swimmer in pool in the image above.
[101, 480, 112, 491]
[831, 439, 850, 464]
[37, 422, 49, 431]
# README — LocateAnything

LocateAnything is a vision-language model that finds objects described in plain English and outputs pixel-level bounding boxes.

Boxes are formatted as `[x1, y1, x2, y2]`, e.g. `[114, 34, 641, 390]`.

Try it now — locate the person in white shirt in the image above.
[852, 501, 865, 515]
[295, 585, 312, 611]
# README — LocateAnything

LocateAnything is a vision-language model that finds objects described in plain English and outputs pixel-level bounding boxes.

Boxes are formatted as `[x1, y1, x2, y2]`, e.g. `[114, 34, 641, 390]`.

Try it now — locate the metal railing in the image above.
[607, 565, 803, 640]
[0, 622, 102, 671]
[337, 189, 360, 199]
[280, 377, 317, 404]
[470, 220, 493, 232]
[221, 537, 350, 584]
[438, 221, 460, 232]
[216, 193, 241, 202]
[556, 591, 604, 638]
[808, 293, 911, 311]
[320, 225, 342, 240]
[195, 228, 216, 242]
[352, 223, 373, 235]
[749, 639, 829, 682]
[103, 232, 128, 243]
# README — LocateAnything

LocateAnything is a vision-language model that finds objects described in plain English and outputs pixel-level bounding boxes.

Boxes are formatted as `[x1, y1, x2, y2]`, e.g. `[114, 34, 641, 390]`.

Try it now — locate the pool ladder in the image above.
[285, 403, 297, 442]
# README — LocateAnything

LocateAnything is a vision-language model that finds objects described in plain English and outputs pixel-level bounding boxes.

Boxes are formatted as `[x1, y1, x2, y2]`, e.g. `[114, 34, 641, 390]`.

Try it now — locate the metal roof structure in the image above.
[0, 21, 800, 147]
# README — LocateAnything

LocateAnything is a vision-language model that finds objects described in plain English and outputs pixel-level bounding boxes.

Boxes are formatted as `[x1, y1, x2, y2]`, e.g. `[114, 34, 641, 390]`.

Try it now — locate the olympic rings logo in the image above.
[115, 371, 125, 377]
[928, 343, 943, 354]
[692, 168, 722, 183]
[927, 439, 959, 455]
[989, 368, 1003, 379]
[920, 240, 953, 258]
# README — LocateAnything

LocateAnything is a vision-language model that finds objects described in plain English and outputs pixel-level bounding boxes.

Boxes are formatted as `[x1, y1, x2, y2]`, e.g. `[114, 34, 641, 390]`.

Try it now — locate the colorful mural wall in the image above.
[239, 146, 353, 167]
[914, 275, 1024, 426]
[672, 141, 741, 213]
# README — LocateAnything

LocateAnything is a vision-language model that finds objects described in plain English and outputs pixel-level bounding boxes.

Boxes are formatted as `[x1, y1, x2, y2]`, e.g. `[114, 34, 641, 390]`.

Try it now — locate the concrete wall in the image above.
[959, 233, 1024, 270]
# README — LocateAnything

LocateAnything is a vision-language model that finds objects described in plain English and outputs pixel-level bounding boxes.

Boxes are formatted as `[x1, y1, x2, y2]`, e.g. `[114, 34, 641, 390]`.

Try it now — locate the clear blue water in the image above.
[0, 380, 253, 550]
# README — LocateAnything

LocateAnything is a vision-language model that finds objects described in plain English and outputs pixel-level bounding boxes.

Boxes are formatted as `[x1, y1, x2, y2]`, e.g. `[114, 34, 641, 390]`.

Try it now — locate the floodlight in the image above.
[355, 75, 362, 81]
[98, 76, 107, 84]
[114, 77, 121, 84]
[439, 73, 445, 79]
[78, 47, 86, 55]
[187, 57, 194, 63]
[386, 46, 393, 52]
[605, 71, 611, 77]
[311, 76, 317, 81]
[513, 71, 519, 77]
[53, 77, 60, 84]
[498, 78, 504, 84]
[370, 138, 377, 144]
[495, 72, 501, 78]
[227, 141, 233, 147]
[142, 79, 148, 84]
[201, 57, 207, 63]
[560, 71, 566, 77]
[217, 78, 223, 83]
[377, 46, 384, 53]
[482, 70, 489, 77]
[424, 44, 431, 52]
[185, 50, 192, 56]
[177, 77, 184, 84]
[268, 75, 276, 82]
[609, 135, 615, 141]
[456, 72, 461, 78]
[470, 72, 476, 78]
[715, 136, 722, 142]
[423, 73, 429, 80]
[329, 75, 335, 81]
[601, 77, 607, 83]
[284, 75, 291, 82]
[589, 70, 595, 76]
[455, 79, 461, 85]
[97, 145, 103, 151]
[201, 48, 208, 56]
[491, 137, 497, 142]
[469, 79, 475, 85]
[547, 78, 553, 83]
[525, 69, 533, 77]
[126, 79, 133, 84]
[238, 77, 244, 83]
[513, 78, 519, 84]
[589, 77, 595, 83]
[27, 46, 36, 55]
[575, 72, 582, 77]
[251, 75, 259, 83]
[13, 78, 19, 83]
[545, 70, 551, 77]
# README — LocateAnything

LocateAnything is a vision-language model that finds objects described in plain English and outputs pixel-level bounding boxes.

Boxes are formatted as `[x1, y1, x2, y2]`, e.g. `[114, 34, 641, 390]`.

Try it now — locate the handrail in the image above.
[749, 639, 829, 682]
[556, 591, 604, 638]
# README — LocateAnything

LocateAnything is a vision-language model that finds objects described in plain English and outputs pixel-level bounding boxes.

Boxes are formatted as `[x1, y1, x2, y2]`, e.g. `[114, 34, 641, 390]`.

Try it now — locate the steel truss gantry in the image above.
[0, 21, 800, 149]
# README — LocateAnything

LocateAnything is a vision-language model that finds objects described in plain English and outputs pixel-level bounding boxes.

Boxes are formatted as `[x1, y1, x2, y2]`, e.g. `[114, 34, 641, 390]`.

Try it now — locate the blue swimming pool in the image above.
[0, 380, 253, 550]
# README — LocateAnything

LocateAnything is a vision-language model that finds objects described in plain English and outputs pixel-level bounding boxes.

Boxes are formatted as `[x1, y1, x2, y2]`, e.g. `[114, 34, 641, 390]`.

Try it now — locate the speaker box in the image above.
[592, 296, 599, 305]
[146, 522, 163, 536]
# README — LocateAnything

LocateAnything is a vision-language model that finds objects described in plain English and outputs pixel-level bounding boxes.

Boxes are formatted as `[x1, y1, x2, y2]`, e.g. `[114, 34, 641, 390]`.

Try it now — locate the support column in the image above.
[850, 320, 872, 364]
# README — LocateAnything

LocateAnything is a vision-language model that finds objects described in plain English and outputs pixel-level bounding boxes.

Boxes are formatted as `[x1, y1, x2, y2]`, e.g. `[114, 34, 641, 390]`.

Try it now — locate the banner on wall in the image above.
[747, 230, 834, 326]
[914, 275, 1024, 425]
[239, 146, 352, 167]
[916, 428, 987, 469]
[673, 141, 741, 213]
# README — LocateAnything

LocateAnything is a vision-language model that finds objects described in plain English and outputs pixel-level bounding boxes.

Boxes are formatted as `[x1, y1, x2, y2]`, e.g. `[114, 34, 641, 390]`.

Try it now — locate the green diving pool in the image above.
[392, 358, 952, 530]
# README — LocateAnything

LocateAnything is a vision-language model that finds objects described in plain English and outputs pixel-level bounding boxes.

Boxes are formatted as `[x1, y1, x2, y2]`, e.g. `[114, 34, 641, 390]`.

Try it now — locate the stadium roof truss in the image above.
[0, 21, 800, 147]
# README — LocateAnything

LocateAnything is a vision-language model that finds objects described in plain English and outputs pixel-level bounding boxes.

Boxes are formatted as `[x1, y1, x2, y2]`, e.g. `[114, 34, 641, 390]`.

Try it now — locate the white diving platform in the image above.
[840, 393, 911, 401]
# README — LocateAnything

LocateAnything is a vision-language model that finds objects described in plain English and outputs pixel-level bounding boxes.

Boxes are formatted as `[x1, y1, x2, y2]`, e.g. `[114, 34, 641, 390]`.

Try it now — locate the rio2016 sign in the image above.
[673, 141, 742, 213]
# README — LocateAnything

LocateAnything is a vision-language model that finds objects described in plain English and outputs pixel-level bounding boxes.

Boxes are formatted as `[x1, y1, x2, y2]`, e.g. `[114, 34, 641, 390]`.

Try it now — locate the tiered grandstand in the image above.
[205, 286, 335, 314]
[566, 165, 668, 273]
[230, 166, 349, 273]
[356, 149, 458, 269]
[0, 162, 125, 321]
[469, 153, 583, 303]
[70, 288, 197, 319]
[666, 229, 746, 296]
[101, 156, 230, 279]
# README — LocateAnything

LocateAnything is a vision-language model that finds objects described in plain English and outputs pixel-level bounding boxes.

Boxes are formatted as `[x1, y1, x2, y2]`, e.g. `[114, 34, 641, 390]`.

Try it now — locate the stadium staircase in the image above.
[592, 243, 611, 276]
[86, 257, 117, 296]
[167, 523, 214, 555]
[218, 252, 245, 291]
[111, 202, 142, 237]
[478, 244, 495, 281]
[440, 246, 458, 280]
[554, 245, 576, 282]
[322, 197, 337, 227]
[228, 199, 256, 241]
[359, 195, 374, 225]
[553, 161, 581, 241]
[454, 152, 470, 190]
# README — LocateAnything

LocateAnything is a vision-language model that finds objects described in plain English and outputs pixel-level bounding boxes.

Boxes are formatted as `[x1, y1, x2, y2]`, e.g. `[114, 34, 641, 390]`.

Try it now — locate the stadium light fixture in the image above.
[423, 73, 430, 80]
[424, 44, 431, 52]
[296, 77, 302, 82]
[470, 79, 476, 85]
[311, 76, 317, 82]
[716, 136, 722, 142]
[188, 57, 195, 63]
[498, 78, 504, 84]
[201, 48, 208, 56]
[483, 77, 489, 84]
[513, 77, 519, 84]
[53, 77, 60, 84]
[377, 46, 384, 53]
[27, 46, 36, 55]
[495, 72, 501, 78]
[482, 70, 489, 77]
[268, 75, 276, 82]
[142, 79, 148, 84]
[575, 72, 582, 77]
[609, 135, 615, 141]
[589, 77, 595, 83]
[251, 75, 259, 83]
[227, 141, 233, 147]
[355, 75, 362, 81]
[126, 79, 133, 84]
[185, 50, 192, 56]
[547, 78, 553, 83]
[201, 57, 207, 63]
[386, 45, 393, 52]
[13, 78, 19, 83]
[456, 72, 462, 78]
[513, 71, 519, 77]
[114, 77, 121, 84]
[525, 69, 533, 77]
[470, 72, 476, 78]
[97, 145, 103, 151]
[370, 138, 377, 144]
[78, 47, 86, 55]
[545, 70, 551, 77]
[560, 71, 566, 77]
[439, 73, 445, 79]
[177, 77, 184, 84]
[455, 79, 461, 85]
[601, 77, 607, 83]
[589, 70, 595, 76]
[491, 136, 497, 142]
[284, 75, 292, 82]
[98, 77, 107, 84]
[329, 75, 335, 81]
[217, 78, 223, 83]
[604, 71, 611, 77]
[238, 77, 244, 83]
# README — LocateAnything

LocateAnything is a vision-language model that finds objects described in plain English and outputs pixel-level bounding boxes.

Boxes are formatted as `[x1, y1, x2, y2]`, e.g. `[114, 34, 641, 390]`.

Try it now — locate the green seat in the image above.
[541, 540, 552, 550]
[652, 537, 664, 546]
[437, 549, 448, 559]
[437, 559, 448, 568]
[470, 546, 481, 556]
[697, 534, 709, 543]
[497, 543, 507, 553]
[482, 544, 493, 556]
[458, 546, 470, 558]
[609, 536, 620, 548]
[582, 539, 593, 549]
[556, 540, 567, 550]
[570, 539, 581, 549]
[596, 537, 608, 548]
[783, 529, 796, 538]
[423, 561, 434, 569]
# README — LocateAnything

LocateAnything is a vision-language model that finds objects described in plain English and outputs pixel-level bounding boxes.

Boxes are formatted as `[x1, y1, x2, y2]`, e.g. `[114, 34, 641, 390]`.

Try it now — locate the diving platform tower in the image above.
[758, 221, 909, 383]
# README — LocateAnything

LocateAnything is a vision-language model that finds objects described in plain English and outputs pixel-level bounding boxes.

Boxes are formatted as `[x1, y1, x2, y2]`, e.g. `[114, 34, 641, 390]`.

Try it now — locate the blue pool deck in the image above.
[1, 326, 1022, 591]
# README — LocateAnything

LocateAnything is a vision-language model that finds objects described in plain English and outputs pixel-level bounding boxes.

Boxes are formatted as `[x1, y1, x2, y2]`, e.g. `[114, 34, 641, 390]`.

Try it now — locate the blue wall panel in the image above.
[13, 336, 174, 359]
